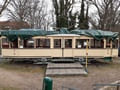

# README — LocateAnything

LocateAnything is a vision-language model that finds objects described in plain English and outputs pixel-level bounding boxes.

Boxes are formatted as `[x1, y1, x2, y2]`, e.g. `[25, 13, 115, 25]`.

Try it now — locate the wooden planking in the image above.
[47, 63, 83, 69]
[46, 63, 87, 76]
[46, 69, 87, 76]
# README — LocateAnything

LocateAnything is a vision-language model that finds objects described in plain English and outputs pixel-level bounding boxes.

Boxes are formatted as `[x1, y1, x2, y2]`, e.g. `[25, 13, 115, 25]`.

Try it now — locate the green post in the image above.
[43, 77, 53, 90]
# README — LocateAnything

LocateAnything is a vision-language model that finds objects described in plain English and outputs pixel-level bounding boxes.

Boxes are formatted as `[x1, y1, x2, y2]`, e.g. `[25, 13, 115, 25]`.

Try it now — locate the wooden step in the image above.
[47, 63, 83, 69]
[51, 59, 75, 63]
[46, 69, 87, 76]
[46, 63, 87, 76]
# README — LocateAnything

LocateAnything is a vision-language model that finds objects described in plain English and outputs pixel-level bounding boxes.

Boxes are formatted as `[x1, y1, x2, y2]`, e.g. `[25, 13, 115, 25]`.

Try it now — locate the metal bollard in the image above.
[43, 77, 53, 90]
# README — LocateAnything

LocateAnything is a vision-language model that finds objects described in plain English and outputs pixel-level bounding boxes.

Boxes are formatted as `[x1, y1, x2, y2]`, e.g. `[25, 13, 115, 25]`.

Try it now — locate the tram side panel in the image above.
[1, 48, 118, 58]
[73, 49, 107, 57]
[1, 49, 63, 58]
[112, 49, 118, 57]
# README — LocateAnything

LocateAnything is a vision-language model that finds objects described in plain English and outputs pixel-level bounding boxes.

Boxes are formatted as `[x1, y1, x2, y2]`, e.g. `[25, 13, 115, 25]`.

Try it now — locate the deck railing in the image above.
[62, 86, 79, 90]
[93, 83, 120, 90]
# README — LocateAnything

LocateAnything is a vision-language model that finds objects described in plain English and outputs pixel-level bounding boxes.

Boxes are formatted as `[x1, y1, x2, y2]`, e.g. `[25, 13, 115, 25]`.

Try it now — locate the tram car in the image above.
[0, 29, 119, 61]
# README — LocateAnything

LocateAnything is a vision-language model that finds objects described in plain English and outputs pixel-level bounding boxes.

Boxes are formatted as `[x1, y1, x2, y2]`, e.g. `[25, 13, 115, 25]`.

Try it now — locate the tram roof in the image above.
[0, 28, 119, 41]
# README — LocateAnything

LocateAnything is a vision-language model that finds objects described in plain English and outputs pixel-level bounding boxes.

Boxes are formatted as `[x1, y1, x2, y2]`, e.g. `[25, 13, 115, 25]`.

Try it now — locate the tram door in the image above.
[61, 38, 73, 57]
[61, 38, 65, 57]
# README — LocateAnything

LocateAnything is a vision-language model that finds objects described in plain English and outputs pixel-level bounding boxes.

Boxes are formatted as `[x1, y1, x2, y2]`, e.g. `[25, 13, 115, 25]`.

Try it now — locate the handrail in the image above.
[62, 86, 79, 90]
[93, 83, 120, 86]
[93, 83, 120, 90]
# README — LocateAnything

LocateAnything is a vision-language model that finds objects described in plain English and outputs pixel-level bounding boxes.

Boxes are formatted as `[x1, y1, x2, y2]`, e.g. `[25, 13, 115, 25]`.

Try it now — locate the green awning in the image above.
[1, 29, 119, 41]
[71, 29, 119, 40]
[1, 29, 59, 41]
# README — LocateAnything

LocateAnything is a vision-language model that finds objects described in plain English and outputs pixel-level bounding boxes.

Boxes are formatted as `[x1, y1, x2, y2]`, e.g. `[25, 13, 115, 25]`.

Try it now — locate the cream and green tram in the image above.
[0, 29, 119, 61]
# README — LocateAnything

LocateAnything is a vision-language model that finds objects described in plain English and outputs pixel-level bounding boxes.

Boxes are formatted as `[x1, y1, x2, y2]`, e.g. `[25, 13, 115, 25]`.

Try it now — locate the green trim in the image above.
[104, 57, 112, 62]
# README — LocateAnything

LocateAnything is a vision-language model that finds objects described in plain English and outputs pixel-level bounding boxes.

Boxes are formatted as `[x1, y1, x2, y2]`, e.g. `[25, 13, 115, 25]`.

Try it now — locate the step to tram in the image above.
[51, 58, 76, 63]
[46, 63, 87, 76]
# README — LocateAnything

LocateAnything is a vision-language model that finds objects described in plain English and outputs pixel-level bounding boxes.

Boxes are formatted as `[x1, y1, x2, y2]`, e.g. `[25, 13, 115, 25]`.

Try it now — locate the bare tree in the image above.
[52, 0, 91, 30]
[90, 0, 120, 31]
[78, 0, 90, 29]
[7, 0, 29, 21]
[7, 0, 49, 29]
[27, 0, 48, 29]
[0, 0, 11, 15]
[52, 0, 76, 30]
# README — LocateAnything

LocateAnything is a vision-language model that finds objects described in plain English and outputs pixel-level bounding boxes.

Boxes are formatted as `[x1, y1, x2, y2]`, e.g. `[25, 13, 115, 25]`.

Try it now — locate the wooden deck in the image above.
[46, 63, 87, 76]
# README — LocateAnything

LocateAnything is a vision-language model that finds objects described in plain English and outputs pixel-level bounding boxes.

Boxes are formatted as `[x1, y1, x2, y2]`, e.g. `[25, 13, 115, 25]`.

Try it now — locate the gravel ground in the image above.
[0, 58, 120, 90]
[0, 62, 46, 90]
[52, 58, 120, 90]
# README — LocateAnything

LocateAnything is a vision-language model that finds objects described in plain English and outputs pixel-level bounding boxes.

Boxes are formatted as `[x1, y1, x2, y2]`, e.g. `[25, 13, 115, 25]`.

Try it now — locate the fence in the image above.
[93, 83, 120, 90]
[62, 86, 79, 90]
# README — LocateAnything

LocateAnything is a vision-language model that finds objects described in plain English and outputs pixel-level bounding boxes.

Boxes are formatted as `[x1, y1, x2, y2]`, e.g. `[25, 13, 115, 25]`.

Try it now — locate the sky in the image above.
[0, 0, 97, 21]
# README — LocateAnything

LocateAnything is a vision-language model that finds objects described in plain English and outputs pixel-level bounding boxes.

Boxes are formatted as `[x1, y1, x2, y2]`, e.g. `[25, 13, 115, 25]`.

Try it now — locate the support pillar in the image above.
[88, 39, 91, 48]
[18, 37, 20, 48]
[0, 37, 2, 49]
[110, 40, 112, 49]
[72, 38, 76, 48]
[104, 39, 106, 48]
[34, 39, 36, 48]
[50, 38, 53, 48]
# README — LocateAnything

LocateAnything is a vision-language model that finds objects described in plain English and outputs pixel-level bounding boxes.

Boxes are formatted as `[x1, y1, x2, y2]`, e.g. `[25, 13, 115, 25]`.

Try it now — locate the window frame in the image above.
[64, 39, 72, 48]
[36, 38, 50, 48]
[54, 39, 61, 48]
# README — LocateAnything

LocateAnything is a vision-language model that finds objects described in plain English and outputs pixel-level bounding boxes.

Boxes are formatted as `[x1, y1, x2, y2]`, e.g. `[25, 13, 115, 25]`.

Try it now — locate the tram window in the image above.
[113, 39, 118, 48]
[76, 39, 87, 48]
[27, 39, 34, 48]
[65, 39, 72, 48]
[11, 40, 18, 48]
[106, 39, 110, 48]
[19, 40, 23, 48]
[54, 39, 61, 48]
[91, 39, 104, 48]
[21, 39, 34, 48]
[36, 39, 50, 48]
[2, 38, 9, 48]
[23, 40, 27, 48]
